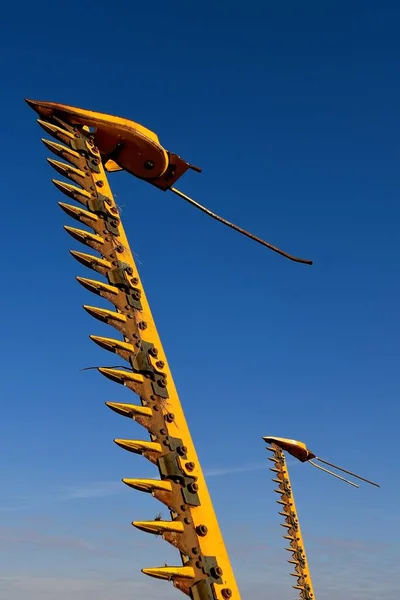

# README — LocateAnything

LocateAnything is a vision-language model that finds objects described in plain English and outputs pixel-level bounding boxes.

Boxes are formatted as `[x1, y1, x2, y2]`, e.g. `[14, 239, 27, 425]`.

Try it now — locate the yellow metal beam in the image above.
[27, 106, 240, 600]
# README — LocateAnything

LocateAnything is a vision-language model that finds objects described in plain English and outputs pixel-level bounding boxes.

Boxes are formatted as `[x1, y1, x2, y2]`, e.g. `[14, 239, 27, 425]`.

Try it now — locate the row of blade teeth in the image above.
[268, 445, 313, 599]
[39, 118, 209, 589]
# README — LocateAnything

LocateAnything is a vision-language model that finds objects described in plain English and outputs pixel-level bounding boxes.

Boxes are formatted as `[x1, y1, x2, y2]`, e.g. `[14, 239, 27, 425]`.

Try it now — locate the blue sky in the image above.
[1, 1, 399, 598]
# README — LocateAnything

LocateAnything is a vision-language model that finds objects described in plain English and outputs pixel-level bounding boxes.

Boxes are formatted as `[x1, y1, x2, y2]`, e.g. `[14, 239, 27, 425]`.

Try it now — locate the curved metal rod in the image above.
[309, 460, 359, 488]
[170, 187, 313, 265]
[315, 457, 380, 488]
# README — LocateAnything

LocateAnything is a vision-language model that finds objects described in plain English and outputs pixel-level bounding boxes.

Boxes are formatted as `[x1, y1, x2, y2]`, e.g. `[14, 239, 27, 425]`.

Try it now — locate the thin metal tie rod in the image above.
[170, 187, 313, 265]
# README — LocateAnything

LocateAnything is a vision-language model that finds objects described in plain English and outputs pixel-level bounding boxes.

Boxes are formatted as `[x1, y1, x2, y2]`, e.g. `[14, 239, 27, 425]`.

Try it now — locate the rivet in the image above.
[96, 181, 104, 188]
[211, 566, 223, 578]
[183, 517, 191, 525]
[165, 413, 175, 423]
[177, 445, 188, 456]
[188, 482, 199, 494]
[185, 462, 195, 472]
[156, 360, 165, 369]
[196, 524, 207, 537]
[221, 589, 232, 599]
[149, 347, 158, 358]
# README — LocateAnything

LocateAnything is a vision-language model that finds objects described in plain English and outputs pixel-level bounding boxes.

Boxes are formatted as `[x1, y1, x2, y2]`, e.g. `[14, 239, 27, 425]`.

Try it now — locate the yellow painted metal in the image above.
[105, 402, 153, 418]
[83, 305, 126, 324]
[263, 436, 315, 463]
[114, 438, 163, 455]
[122, 478, 173, 493]
[142, 566, 196, 581]
[268, 443, 314, 600]
[64, 226, 104, 246]
[132, 519, 185, 535]
[27, 101, 241, 600]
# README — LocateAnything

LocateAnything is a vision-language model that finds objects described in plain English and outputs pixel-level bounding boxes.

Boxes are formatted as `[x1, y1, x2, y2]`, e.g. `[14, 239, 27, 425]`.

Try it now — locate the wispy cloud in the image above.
[204, 462, 268, 477]
[0, 527, 110, 556]
[0, 459, 297, 511]
[0, 575, 175, 600]
[312, 536, 383, 555]
[204, 458, 297, 477]
[0, 482, 122, 512]
[56, 481, 121, 501]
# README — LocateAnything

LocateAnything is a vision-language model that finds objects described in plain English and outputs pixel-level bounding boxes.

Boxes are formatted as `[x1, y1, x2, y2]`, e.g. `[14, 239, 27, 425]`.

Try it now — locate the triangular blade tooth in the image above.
[106, 402, 152, 419]
[114, 439, 162, 455]
[89, 335, 134, 355]
[71, 252, 111, 275]
[47, 158, 87, 186]
[42, 139, 81, 167]
[76, 276, 119, 296]
[36, 119, 75, 144]
[59, 202, 99, 226]
[121, 478, 172, 493]
[83, 305, 127, 325]
[98, 367, 144, 385]
[52, 180, 91, 206]
[141, 566, 195, 581]
[64, 225, 104, 247]
[132, 520, 184, 535]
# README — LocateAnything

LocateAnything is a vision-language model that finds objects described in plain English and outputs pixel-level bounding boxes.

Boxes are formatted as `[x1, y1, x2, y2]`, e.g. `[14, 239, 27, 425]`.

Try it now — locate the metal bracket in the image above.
[158, 449, 200, 507]
[190, 558, 223, 600]
[126, 288, 143, 310]
[70, 134, 101, 173]
[130, 341, 169, 398]
[87, 193, 120, 236]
